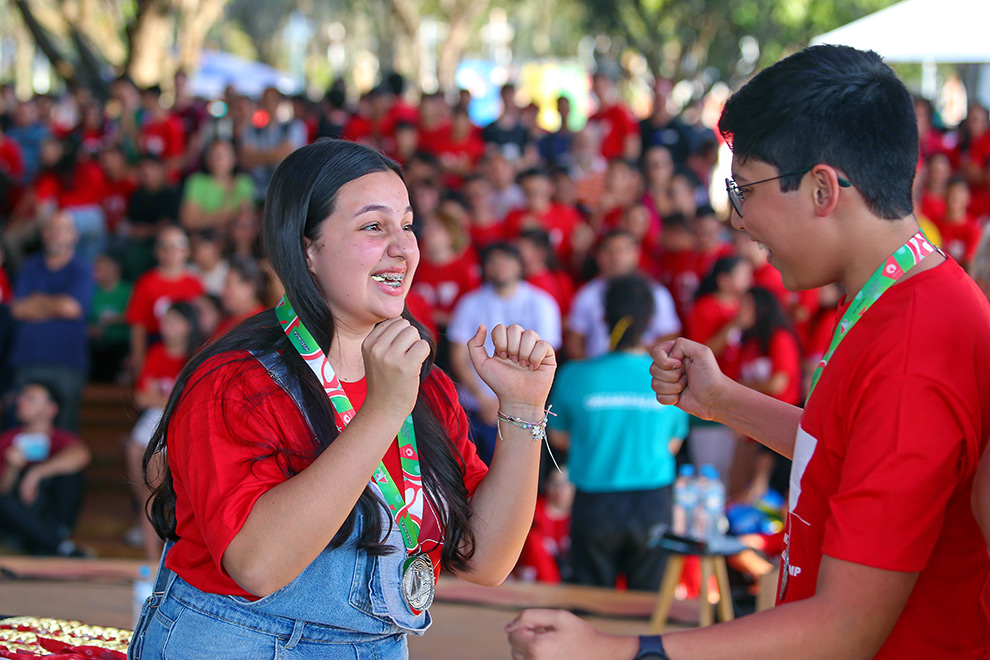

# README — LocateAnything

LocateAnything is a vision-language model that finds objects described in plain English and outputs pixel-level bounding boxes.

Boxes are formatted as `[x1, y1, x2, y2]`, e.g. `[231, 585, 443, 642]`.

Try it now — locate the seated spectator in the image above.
[0, 123, 25, 220]
[549, 273, 688, 590]
[462, 174, 505, 250]
[123, 153, 181, 280]
[917, 152, 951, 226]
[481, 152, 525, 220]
[447, 242, 561, 464]
[517, 228, 575, 318]
[215, 256, 268, 337]
[226, 211, 264, 260]
[187, 228, 229, 296]
[125, 225, 204, 377]
[97, 146, 137, 240]
[88, 252, 131, 383]
[503, 168, 584, 265]
[0, 381, 90, 557]
[436, 105, 485, 188]
[641, 145, 676, 221]
[481, 82, 532, 163]
[412, 211, 481, 331]
[138, 85, 186, 182]
[127, 301, 201, 561]
[32, 138, 108, 263]
[587, 70, 640, 162]
[9, 211, 93, 432]
[6, 98, 51, 184]
[179, 138, 255, 233]
[936, 176, 982, 268]
[565, 229, 680, 360]
[514, 468, 575, 583]
[538, 96, 575, 169]
[238, 86, 308, 203]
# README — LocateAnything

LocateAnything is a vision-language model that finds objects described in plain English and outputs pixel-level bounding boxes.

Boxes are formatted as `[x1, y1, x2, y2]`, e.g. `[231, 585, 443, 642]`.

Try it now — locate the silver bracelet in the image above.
[496, 405, 555, 442]
[495, 405, 562, 473]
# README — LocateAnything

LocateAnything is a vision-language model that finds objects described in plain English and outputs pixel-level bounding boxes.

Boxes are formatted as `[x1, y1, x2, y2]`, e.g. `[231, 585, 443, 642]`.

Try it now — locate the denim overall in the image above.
[128, 350, 431, 660]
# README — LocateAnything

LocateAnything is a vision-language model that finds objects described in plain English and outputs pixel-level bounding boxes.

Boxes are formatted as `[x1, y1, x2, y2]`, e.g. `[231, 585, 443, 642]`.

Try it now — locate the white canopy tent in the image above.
[811, 0, 990, 102]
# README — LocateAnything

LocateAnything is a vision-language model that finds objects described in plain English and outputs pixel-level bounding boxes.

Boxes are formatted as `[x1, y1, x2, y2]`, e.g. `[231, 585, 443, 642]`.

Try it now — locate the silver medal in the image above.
[401, 554, 435, 611]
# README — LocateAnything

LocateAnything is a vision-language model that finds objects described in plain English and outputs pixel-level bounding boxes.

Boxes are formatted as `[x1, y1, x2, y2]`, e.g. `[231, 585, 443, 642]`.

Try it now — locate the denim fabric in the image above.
[127, 350, 430, 659]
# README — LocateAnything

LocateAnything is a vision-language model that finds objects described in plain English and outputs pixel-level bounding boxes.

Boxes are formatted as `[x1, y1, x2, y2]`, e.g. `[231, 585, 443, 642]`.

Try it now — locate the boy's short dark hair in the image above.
[719, 45, 917, 220]
[23, 380, 62, 412]
[516, 167, 549, 185]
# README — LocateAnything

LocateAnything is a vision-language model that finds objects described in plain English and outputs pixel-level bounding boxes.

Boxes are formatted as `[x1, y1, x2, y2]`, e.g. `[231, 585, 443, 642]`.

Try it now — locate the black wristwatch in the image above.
[635, 635, 671, 659]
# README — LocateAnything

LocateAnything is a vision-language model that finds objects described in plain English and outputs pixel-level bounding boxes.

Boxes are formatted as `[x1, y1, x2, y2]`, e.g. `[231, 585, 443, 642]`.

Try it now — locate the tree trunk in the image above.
[12, 0, 81, 91]
[380, 0, 420, 86]
[437, 0, 488, 93]
[126, 0, 173, 86]
[175, 0, 231, 76]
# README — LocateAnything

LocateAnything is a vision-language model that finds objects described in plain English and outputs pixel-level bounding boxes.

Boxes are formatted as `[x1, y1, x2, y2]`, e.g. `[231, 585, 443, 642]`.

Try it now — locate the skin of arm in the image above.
[19, 440, 91, 505]
[0, 447, 26, 494]
[11, 294, 84, 322]
[507, 556, 917, 660]
[650, 338, 802, 459]
[456, 324, 556, 585]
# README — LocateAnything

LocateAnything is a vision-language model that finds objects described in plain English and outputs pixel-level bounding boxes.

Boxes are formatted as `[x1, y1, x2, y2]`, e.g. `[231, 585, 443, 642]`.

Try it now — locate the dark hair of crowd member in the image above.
[604, 273, 656, 351]
[518, 228, 561, 272]
[694, 255, 743, 301]
[166, 300, 205, 354]
[718, 44, 918, 221]
[741, 286, 797, 355]
[144, 139, 478, 571]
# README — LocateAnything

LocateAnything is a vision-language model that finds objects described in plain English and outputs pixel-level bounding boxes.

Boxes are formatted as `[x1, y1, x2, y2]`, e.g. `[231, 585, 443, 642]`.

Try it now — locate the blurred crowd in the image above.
[1, 68, 989, 595]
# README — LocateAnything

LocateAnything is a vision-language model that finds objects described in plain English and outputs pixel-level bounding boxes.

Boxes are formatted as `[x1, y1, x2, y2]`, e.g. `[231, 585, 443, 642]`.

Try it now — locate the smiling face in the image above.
[729, 155, 827, 291]
[305, 170, 419, 333]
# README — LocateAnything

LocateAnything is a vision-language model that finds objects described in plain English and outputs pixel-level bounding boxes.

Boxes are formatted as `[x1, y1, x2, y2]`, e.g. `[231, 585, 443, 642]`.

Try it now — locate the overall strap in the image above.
[249, 348, 317, 436]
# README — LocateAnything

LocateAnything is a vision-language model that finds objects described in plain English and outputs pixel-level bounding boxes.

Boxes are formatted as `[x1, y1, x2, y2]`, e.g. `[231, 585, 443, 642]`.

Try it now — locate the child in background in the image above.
[937, 176, 982, 269]
[126, 301, 201, 562]
[514, 468, 574, 583]
[88, 253, 131, 383]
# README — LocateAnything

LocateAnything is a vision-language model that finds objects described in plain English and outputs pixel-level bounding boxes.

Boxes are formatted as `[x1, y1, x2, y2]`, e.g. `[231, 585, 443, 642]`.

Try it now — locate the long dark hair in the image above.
[694, 255, 743, 300]
[145, 139, 477, 571]
[741, 286, 797, 354]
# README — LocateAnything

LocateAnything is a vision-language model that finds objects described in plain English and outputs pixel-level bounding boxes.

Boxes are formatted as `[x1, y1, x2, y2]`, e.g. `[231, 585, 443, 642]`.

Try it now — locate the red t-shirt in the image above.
[0, 268, 12, 305]
[412, 251, 481, 317]
[514, 496, 570, 583]
[920, 190, 947, 225]
[0, 427, 81, 474]
[137, 343, 187, 396]
[0, 137, 24, 181]
[469, 221, 506, 251]
[101, 177, 138, 234]
[737, 329, 802, 406]
[783, 259, 990, 658]
[503, 203, 583, 262]
[526, 270, 575, 318]
[588, 103, 639, 160]
[34, 160, 107, 208]
[935, 217, 982, 266]
[752, 263, 790, 311]
[165, 353, 488, 597]
[140, 114, 186, 161]
[125, 270, 205, 335]
[686, 294, 740, 377]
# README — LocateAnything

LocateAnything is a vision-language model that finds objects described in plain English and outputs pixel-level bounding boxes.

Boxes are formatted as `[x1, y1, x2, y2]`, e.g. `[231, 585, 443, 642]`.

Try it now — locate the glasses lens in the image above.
[725, 179, 743, 217]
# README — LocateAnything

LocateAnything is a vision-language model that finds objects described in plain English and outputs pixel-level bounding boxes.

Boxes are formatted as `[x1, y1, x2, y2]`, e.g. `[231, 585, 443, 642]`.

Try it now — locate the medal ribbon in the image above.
[275, 295, 424, 554]
[807, 230, 935, 397]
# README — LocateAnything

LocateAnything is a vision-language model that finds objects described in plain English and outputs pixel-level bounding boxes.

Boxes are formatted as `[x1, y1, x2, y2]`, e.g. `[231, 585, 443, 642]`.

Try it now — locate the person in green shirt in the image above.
[179, 138, 255, 233]
[88, 252, 131, 382]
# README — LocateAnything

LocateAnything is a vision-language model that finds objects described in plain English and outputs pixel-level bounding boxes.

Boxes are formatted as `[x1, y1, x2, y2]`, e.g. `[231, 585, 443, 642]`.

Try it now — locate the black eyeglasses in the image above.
[725, 168, 852, 218]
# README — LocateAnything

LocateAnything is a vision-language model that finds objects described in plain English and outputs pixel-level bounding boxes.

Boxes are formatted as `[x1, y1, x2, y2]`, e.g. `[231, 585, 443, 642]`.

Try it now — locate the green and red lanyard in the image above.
[275, 296, 426, 556]
[808, 229, 937, 397]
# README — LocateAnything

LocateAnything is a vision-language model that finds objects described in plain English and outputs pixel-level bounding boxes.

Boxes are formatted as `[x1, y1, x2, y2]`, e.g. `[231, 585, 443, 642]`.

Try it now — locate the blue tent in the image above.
[189, 49, 303, 99]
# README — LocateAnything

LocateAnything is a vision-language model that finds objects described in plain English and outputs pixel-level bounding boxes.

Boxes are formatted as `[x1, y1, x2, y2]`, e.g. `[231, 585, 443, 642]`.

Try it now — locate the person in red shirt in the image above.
[215, 256, 269, 338]
[138, 85, 186, 182]
[0, 381, 91, 557]
[917, 151, 951, 226]
[411, 211, 481, 331]
[416, 92, 451, 155]
[127, 300, 201, 562]
[936, 176, 982, 268]
[463, 173, 506, 250]
[509, 44, 990, 660]
[517, 228, 575, 317]
[503, 168, 585, 264]
[436, 105, 485, 189]
[587, 71, 640, 161]
[132, 140, 557, 657]
[97, 146, 137, 236]
[125, 225, 205, 376]
[514, 468, 574, 583]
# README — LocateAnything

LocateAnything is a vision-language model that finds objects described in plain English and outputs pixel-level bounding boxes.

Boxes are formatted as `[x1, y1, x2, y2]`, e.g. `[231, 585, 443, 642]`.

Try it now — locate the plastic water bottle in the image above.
[672, 464, 698, 537]
[698, 464, 727, 545]
[133, 564, 154, 627]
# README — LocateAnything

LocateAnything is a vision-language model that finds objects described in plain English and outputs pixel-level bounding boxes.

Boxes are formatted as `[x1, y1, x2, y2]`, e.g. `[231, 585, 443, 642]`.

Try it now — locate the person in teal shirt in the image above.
[88, 252, 132, 382]
[548, 273, 687, 590]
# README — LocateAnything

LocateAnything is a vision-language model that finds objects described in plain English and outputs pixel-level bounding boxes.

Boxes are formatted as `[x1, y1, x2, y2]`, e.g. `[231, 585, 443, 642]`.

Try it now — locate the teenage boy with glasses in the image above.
[507, 44, 990, 660]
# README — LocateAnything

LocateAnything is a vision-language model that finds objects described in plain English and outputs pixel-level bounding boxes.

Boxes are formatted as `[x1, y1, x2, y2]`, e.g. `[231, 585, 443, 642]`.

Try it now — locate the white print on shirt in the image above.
[788, 425, 818, 527]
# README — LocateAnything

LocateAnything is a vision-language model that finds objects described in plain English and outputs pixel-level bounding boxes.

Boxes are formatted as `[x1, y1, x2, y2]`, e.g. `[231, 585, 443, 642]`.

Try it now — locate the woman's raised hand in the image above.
[467, 324, 556, 417]
[362, 317, 431, 422]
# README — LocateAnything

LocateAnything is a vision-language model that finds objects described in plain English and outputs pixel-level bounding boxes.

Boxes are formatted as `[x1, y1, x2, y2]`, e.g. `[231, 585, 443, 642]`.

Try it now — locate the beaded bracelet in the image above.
[496, 405, 555, 442]
[495, 405, 562, 472]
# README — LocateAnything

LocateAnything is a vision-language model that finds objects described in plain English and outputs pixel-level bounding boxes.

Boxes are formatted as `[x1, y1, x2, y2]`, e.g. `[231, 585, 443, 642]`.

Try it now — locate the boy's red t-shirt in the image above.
[34, 160, 107, 208]
[137, 343, 188, 396]
[412, 250, 481, 317]
[935, 216, 982, 265]
[125, 270, 205, 335]
[164, 354, 488, 597]
[783, 260, 990, 658]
